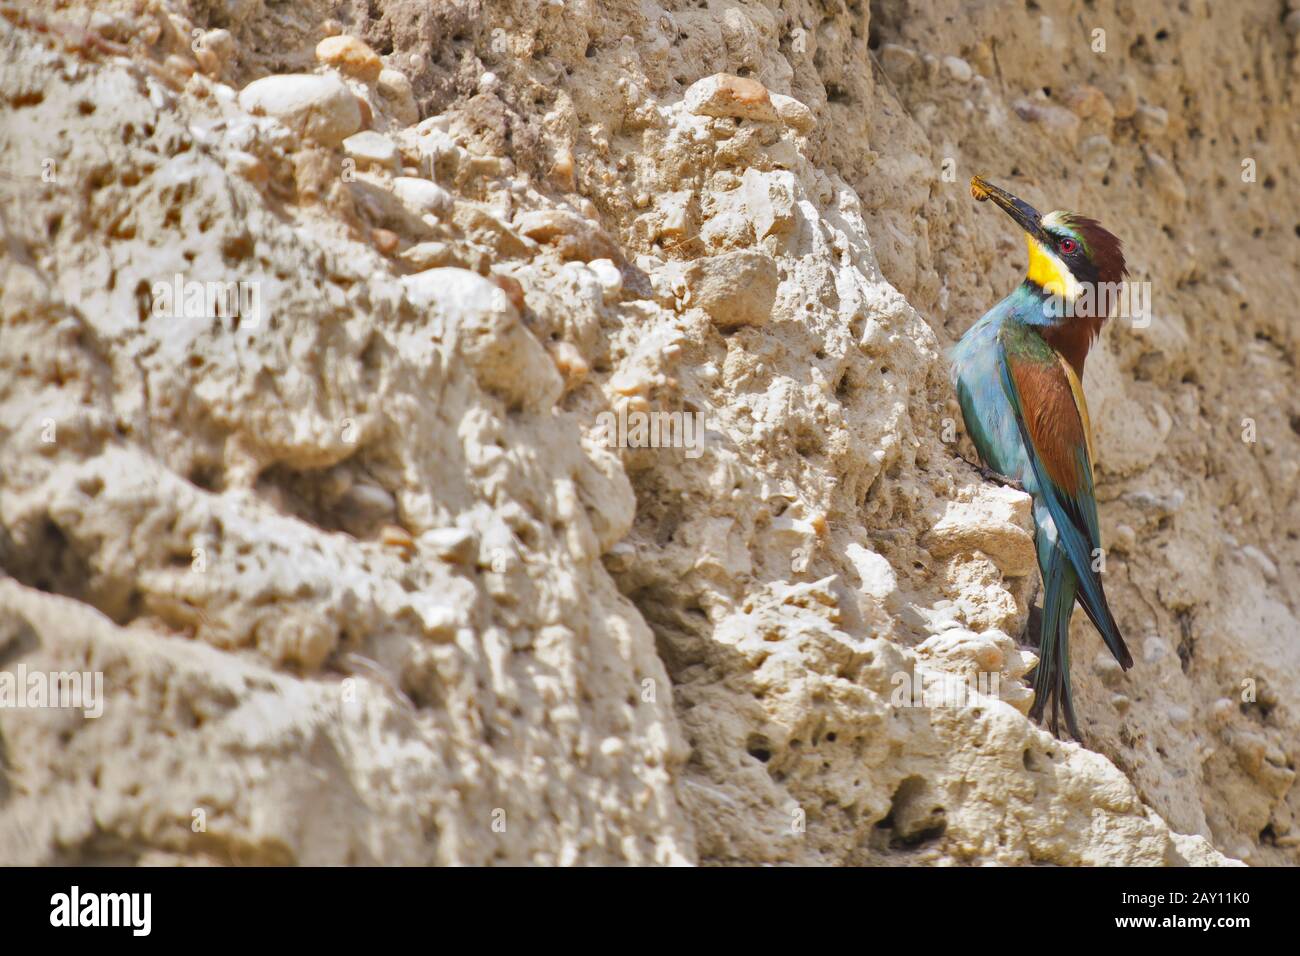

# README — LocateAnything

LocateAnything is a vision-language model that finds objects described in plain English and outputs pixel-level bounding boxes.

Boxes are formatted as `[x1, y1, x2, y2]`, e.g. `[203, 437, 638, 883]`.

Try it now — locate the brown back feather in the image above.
[1006, 351, 1090, 496]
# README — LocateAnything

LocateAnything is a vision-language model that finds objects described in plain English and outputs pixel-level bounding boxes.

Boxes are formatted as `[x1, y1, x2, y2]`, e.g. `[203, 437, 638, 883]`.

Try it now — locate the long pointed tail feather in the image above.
[1035, 495, 1133, 671]
[1058, 600, 1080, 739]
[1029, 546, 1083, 739]
[1075, 582, 1133, 670]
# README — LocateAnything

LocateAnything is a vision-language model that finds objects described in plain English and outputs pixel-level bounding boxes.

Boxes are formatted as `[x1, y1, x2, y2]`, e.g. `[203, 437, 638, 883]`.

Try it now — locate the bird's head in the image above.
[970, 176, 1127, 306]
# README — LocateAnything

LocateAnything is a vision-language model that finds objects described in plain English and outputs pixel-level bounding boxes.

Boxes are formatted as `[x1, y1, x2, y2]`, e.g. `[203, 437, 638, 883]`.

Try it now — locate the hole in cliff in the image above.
[746, 735, 773, 763]
[868, 0, 905, 50]
[188, 463, 222, 492]
[1155, 28, 1169, 40]
[221, 232, 254, 264]
[87, 166, 113, 193]
[877, 776, 947, 848]
[1, 518, 93, 611]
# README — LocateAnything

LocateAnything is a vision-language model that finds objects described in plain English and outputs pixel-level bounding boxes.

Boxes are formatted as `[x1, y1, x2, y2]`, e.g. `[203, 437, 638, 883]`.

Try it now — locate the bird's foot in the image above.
[979, 465, 1023, 492]
[958, 456, 1024, 492]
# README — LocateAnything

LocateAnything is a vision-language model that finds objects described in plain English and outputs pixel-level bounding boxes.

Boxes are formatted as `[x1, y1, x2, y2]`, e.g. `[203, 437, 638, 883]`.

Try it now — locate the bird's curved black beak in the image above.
[971, 176, 1046, 243]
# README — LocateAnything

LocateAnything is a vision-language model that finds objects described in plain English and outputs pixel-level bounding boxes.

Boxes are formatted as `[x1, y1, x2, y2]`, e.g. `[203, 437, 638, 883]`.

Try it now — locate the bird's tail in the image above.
[1034, 488, 1133, 673]
[1072, 556, 1133, 671]
[1028, 544, 1082, 739]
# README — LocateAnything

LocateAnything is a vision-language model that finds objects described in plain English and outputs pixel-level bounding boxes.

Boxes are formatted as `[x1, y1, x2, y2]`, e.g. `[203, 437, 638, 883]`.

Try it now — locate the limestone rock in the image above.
[392, 176, 452, 215]
[1013, 99, 1081, 146]
[770, 92, 816, 132]
[238, 73, 362, 146]
[923, 487, 1037, 577]
[684, 251, 779, 329]
[1135, 102, 1170, 137]
[377, 68, 419, 127]
[316, 35, 383, 83]
[401, 268, 563, 410]
[0, 0, 1293, 871]
[684, 73, 779, 123]
[343, 130, 400, 170]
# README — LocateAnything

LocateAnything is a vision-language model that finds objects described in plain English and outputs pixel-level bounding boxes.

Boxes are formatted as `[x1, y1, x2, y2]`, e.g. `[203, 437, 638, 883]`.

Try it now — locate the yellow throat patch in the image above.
[1025, 234, 1081, 300]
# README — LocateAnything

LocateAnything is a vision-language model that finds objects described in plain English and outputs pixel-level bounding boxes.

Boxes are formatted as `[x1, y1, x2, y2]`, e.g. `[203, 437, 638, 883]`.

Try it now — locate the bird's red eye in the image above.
[1059, 238, 1077, 254]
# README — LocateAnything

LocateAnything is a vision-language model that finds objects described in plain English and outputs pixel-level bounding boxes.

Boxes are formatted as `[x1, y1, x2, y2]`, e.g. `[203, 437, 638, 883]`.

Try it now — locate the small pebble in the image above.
[683, 73, 779, 123]
[316, 35, 383, 83]
[380, 524, 415, 558]
[392, 176, 453, 215]
[942, 56, 973, 83]
[371, 228, 400, 255]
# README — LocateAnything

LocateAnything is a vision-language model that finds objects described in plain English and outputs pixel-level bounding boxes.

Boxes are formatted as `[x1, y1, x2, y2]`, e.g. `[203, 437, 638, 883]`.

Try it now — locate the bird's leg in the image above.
[977, 464, 1024, 492]
[1021, 604, 1043, 648]
[957, 455, 1025, 492]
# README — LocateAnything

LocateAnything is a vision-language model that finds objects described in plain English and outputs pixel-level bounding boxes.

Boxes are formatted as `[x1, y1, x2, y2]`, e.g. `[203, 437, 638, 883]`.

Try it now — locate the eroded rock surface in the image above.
[0, 0, 1294, 866]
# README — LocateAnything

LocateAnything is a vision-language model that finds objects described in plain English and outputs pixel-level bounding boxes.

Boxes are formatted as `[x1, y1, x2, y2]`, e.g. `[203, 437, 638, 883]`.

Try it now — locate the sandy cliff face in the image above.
[0, 0, 1294, 865]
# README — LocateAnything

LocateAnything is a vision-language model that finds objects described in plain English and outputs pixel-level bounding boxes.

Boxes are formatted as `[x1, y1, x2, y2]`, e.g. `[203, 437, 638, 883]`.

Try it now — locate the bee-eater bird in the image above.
[950, 176, 1133, 738]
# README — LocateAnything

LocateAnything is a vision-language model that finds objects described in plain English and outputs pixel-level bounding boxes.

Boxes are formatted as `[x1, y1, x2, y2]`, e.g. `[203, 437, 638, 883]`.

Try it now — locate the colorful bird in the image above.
[950, 175, 1133, 738]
